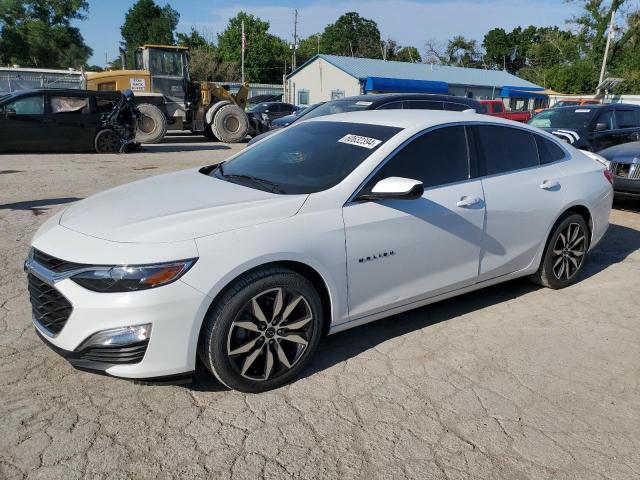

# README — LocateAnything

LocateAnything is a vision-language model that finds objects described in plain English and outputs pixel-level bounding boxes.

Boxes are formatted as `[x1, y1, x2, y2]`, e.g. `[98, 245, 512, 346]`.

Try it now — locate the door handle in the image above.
[540, 180, 560, 190]
[456, 196, 482, 208]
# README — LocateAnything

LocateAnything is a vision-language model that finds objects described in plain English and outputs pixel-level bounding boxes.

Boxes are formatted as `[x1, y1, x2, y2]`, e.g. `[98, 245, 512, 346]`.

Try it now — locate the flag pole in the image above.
[241, 20, 245, 84]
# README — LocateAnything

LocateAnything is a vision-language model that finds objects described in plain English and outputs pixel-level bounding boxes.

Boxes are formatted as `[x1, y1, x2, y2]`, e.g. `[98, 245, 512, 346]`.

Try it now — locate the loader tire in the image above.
[211, 104, 248, 143]
[135, 103, 167, 144]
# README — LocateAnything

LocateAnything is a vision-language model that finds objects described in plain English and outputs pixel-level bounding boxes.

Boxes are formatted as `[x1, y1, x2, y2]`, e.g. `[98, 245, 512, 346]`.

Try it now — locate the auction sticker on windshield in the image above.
[575, 109, 591, 113]
[355, 101, 373, 106]
[339, 134, 382, 149]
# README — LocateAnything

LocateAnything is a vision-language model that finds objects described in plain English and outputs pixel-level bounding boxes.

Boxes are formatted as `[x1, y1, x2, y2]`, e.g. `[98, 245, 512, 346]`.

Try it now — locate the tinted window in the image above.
[596, 110, 614, 130]
[529, 108, 595, 129]
[96, 98, 117, 113]
[376, 126, 470, 189]
[492, 102, 504, 113]
[477, 126, 539, 175]
[534, 135, 565, 164]
[214, 121, 401, 194]
[301, 99, 372, 121]
[5, 95, 44, 115]
[404, 100, 443, 110]
[376, 101, 404, 110]
[615, 110, 637, 128]
[445, 102, 473, 112]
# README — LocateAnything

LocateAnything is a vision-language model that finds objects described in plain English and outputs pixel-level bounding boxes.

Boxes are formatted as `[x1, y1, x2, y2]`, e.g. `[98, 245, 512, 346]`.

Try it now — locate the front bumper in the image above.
[26, 251, 211, 380]
[613, 177, 640, 197]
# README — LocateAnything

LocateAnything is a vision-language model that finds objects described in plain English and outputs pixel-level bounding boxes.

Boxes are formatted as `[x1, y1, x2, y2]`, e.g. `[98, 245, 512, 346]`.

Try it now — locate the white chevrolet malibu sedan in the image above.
[26, 110, 613, 392]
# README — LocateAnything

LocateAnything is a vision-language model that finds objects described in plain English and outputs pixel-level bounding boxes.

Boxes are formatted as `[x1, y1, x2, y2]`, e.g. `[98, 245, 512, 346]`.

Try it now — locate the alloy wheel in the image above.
[226, 287, 313, 381]
[551, 222, 586, 280]
[96, 130, 121, 153]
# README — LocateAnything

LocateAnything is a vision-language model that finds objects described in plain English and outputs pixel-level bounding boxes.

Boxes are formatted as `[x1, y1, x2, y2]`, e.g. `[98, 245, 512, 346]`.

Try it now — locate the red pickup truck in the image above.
[480, 100, 531, 123]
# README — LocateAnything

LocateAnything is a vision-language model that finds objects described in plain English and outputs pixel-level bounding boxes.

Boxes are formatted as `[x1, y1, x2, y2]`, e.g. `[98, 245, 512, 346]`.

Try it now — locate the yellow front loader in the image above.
[85, 45, 249, 143]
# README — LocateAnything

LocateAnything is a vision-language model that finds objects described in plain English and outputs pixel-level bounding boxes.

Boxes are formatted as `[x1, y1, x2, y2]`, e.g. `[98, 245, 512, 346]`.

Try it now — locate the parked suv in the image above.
[248, 93, 483, 145]
[0, 89, 132, 153]
[529, 104, 640, 151]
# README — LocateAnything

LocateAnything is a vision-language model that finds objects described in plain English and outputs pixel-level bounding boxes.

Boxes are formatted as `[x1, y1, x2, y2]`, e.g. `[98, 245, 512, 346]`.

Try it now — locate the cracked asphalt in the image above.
[1, 134, 639, 479]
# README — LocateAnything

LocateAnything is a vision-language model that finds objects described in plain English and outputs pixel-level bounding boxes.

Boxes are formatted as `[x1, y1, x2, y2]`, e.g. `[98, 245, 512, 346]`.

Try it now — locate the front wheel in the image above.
[199, 268, 323, 393]
[530, 213, 589, 289]
[135, 103, 167, 144]
[94, 129, 121, 153]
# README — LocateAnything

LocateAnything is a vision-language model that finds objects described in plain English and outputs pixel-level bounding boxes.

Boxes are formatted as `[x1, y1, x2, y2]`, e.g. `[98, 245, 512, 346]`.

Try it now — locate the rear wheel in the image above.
[530, 213, 589, 289]
[94, 129, 121, 153]
[199, 267, 323, 393]
[211, 104, 248, 143]
[135, 103, 167, 144]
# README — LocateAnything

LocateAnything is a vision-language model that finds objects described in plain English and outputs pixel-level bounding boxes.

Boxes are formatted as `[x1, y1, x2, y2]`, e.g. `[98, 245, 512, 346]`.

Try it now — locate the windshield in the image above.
[148, 49, 184, 77]
[212, 121, 402, 194]
[529, 108, 595, 129]
[554, 101, 579, 107]
[248, 103, 268, 113]
[301, 99, 373, 121]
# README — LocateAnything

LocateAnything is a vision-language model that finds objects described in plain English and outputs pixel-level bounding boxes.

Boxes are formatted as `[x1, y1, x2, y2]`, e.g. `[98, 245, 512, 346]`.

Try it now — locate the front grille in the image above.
[33, 249, 88, 273]
[77, 341, 149, 365]
[610, 162, 640, 180]
[27, 273, 72, 335]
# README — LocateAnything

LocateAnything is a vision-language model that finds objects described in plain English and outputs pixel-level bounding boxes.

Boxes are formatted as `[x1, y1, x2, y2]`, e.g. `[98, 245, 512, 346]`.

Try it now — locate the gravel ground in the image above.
[1, 135, 639, 479]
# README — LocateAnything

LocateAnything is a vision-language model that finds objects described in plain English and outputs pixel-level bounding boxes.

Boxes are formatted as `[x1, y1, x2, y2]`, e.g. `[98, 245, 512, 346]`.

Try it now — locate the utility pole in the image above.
[241, 20, 245, 84]
[598, 7, 616, 92]
[292, 9, 298, 71]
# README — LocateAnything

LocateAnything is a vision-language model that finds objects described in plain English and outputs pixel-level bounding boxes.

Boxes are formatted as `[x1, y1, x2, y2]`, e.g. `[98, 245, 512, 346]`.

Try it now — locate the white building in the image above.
[285, 54, 544, 106]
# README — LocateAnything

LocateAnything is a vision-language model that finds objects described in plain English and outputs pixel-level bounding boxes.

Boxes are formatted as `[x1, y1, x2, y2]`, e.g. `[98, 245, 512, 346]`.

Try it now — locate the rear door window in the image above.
[476, 125, 539, 175]
[376, 126, 470, 189]
[614, 109, 637, 128]
[50, 96, 89, 114]
[534, 135, 566, 164]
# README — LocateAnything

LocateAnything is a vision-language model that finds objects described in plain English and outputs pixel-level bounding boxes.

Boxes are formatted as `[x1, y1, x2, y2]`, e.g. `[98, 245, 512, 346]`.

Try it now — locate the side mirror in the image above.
[358, 177, 424, 201]
[5, 108, 16, 118]
[594, 122, 608, 132]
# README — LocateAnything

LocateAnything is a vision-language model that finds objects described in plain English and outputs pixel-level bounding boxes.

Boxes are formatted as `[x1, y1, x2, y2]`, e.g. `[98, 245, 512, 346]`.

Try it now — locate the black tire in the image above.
[135, 103, 167, 144]
[203, 124, 218, 141]
[198, 267, 323, 393]
[211, 104, 248, 143]
[530, 213, 590, 289]
[94, 129, 121, 153]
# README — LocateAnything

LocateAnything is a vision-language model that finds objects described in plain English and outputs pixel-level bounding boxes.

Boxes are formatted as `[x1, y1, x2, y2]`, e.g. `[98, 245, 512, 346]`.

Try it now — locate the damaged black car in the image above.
[0, 88, 140, 153]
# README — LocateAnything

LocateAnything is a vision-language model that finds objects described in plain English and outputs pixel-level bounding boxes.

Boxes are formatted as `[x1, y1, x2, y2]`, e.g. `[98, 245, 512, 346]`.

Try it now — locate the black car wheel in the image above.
[94, 129, 121, 153]
[530, 213, 589, 289]
[198, 267, 323, 393]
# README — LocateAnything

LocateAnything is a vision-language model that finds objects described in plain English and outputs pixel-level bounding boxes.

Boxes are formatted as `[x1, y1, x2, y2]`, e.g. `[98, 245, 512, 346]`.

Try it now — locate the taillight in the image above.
[603, 169, 614, 185]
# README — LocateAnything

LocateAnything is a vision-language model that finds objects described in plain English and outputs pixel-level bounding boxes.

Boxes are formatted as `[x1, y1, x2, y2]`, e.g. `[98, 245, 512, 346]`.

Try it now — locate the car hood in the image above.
[599, 141, 640, 162]
[59, 168, 307, 243]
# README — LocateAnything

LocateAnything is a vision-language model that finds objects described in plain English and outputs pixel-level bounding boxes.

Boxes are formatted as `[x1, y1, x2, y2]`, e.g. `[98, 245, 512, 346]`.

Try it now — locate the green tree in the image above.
[217, 12, 288, 83]
[393, 46, 421, 63]
[120, 0, 179, 67]
[296, 33, 321, 65]
[0, 0, 92, 68]
[320, 12, 382, 58]
[443, 36, 482, 67]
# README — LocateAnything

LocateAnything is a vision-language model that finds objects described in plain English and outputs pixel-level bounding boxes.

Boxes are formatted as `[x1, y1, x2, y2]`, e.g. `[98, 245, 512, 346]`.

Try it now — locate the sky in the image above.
[79, 0, 586, 67]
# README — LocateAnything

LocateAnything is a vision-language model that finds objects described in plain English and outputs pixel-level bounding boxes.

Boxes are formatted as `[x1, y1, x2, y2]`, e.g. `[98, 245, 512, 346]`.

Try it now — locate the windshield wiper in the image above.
[221, 172, 285, 194]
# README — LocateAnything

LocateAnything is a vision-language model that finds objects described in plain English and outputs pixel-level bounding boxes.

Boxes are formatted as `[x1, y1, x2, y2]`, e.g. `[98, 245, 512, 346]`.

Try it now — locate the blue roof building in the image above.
[285, 54, 544, 105]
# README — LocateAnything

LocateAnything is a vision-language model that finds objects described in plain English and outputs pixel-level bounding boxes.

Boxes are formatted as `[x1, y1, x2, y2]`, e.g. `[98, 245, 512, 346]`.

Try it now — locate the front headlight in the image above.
[71, 259, 196, 292]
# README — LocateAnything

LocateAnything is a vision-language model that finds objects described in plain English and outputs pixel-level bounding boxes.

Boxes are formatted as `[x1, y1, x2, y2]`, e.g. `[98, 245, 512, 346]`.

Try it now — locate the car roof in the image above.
[332, 93, 480, 105]
[305, 109, 517, 130]
[551, 103, 639, 111]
